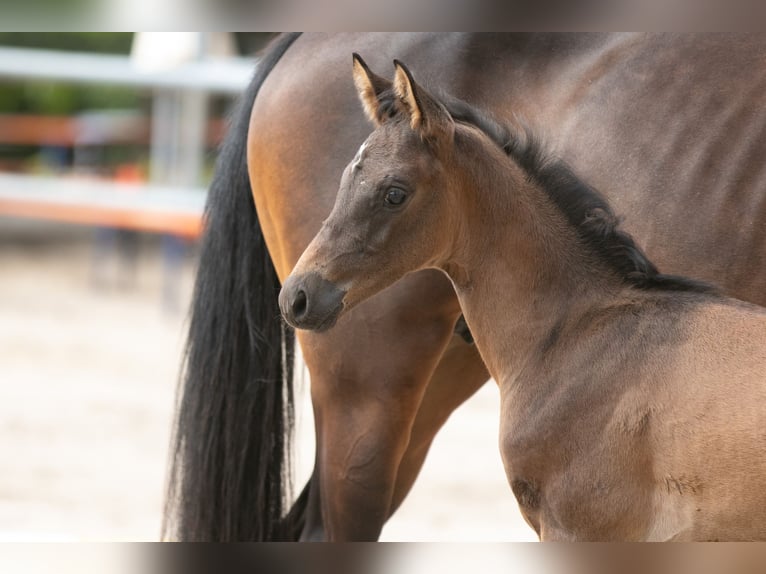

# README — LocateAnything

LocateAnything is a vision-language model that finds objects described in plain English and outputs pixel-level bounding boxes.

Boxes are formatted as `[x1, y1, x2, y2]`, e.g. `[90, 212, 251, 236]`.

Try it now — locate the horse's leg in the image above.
[296, 467, 324, 541]
[296, 269, 464, 541]
[298, 298, 491, 539]
[388, 334, 490, 515]
[247, 34, 490, 540]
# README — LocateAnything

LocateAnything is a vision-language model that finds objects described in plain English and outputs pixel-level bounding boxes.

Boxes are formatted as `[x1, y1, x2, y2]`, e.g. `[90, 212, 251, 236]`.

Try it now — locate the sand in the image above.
[0, 222, 532, 541]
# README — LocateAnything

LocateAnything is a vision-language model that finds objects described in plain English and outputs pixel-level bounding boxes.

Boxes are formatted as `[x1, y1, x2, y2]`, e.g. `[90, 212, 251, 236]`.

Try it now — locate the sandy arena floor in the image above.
[0, 222, 533, 541]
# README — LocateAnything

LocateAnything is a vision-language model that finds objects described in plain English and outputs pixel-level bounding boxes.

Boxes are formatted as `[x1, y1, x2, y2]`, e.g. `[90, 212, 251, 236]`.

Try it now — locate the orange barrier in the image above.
[0, 114, 225, 146]
[0, 116, 79, 146]
[0, 196, 203, 238]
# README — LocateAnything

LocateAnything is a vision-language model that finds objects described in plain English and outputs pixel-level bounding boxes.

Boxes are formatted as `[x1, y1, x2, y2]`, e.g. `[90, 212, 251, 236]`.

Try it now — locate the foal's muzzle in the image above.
[279, 271, 346, 332]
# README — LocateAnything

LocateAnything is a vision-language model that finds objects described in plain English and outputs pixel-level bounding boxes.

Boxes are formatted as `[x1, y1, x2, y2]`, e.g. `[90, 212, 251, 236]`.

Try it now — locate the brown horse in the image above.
[164, 34, 766, 541]
[280, 57, 766, 541]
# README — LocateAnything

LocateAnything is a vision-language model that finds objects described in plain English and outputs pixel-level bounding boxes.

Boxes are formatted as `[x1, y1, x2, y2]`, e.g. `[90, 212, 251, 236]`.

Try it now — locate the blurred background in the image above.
[0, 32, 276, 542]
[0, 32, 531, 542]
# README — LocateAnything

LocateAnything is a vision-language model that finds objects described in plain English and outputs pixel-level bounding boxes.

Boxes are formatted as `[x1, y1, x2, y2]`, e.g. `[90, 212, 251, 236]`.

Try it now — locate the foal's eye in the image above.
[384, 187, 407, 207]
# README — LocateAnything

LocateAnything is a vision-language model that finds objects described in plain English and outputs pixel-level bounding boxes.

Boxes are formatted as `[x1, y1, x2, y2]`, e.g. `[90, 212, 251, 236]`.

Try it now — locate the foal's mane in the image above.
[437, 93, 715, 294]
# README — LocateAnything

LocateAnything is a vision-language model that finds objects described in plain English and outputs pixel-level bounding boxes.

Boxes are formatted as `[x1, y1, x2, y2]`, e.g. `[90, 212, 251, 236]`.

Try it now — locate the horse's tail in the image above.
[162, 32, 305, 541]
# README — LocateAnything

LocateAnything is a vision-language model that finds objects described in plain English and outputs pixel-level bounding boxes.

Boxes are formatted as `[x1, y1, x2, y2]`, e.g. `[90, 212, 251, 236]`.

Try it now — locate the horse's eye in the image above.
[384, 187, 407, 207]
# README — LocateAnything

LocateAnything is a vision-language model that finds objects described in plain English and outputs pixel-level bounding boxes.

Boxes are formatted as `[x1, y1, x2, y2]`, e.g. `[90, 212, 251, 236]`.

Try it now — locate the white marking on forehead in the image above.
[351, 139, 370, 170]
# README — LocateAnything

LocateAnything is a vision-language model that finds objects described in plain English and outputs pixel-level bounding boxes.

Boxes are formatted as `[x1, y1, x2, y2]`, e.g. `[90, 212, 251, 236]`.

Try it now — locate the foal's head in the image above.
[280, 56, 466, 331]
[279, 56, 716, 332]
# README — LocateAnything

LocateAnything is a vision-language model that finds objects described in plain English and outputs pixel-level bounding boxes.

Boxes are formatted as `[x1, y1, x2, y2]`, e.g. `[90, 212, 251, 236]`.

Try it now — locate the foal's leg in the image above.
[297, 270, 466, 541]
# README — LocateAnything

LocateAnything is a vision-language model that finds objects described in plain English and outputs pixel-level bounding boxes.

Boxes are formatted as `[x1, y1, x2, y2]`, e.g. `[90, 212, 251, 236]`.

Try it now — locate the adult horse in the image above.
[163, 33, 766, 541]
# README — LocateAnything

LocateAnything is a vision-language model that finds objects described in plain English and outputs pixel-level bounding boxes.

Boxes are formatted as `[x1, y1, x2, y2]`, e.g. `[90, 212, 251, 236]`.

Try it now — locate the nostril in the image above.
[292, 289, 308, 319]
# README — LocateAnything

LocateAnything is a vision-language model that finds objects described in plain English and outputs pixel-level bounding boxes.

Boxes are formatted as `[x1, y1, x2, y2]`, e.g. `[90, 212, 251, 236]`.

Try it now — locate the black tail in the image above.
[162, 32, 305, 541]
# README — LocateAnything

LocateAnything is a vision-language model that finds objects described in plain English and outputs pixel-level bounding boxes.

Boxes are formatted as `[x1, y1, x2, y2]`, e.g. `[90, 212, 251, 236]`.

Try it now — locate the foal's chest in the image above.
[499, 396, 658, 540]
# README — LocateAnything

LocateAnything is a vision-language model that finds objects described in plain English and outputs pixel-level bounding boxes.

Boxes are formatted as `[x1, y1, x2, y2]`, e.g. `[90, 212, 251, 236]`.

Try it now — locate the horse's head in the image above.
[280, 55, 460, 331]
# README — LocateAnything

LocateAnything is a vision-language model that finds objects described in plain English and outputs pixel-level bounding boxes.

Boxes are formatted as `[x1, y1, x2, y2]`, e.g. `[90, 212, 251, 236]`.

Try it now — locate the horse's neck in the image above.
[444, 155, 620, 385]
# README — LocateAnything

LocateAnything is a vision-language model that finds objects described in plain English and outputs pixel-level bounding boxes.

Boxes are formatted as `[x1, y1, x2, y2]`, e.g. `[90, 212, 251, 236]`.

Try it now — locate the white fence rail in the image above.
[0, 45, 255, 234]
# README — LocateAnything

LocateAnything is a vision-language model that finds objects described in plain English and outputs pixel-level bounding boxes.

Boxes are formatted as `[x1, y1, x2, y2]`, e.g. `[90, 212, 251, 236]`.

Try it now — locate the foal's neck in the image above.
[443, 133, 622, 385]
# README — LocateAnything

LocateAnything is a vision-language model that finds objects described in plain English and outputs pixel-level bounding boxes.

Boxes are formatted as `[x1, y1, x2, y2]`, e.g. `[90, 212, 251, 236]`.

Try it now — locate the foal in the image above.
[279, 56, 766, 541]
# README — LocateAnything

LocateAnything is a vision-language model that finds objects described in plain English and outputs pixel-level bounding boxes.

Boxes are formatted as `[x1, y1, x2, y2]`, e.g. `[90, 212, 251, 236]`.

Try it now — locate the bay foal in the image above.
[280, 57, 766, 541]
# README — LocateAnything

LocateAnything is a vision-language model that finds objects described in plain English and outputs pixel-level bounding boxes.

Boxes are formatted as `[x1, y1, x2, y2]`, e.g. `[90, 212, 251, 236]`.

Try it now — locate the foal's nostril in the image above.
[292, 289, 308, 319]
[279, 272, 345, 331]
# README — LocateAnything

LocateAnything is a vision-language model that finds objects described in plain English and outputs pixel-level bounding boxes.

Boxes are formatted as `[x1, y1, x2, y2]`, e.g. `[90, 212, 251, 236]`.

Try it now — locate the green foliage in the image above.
[0, 83, 24, 113]
[23, 83, 77, 115]
[0, 33, 134, 54]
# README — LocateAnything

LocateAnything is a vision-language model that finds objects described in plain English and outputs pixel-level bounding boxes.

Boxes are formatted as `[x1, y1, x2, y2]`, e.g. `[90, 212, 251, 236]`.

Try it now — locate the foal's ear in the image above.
[352, 53, 394, 126]
[393, 60, 453, 142]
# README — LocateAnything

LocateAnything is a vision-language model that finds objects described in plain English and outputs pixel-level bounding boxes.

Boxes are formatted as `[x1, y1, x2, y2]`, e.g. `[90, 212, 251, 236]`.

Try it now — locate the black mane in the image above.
[437, 93, 716, 294]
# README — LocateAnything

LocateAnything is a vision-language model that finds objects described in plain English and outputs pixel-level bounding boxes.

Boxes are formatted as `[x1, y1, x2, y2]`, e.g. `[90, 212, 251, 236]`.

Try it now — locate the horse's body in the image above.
[165, 33, 766, 541]
[281, 57, 766, 541]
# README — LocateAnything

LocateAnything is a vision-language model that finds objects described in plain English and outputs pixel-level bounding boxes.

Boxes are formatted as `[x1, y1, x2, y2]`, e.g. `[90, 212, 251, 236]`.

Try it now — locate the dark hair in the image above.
[438, 92, 715, 294]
